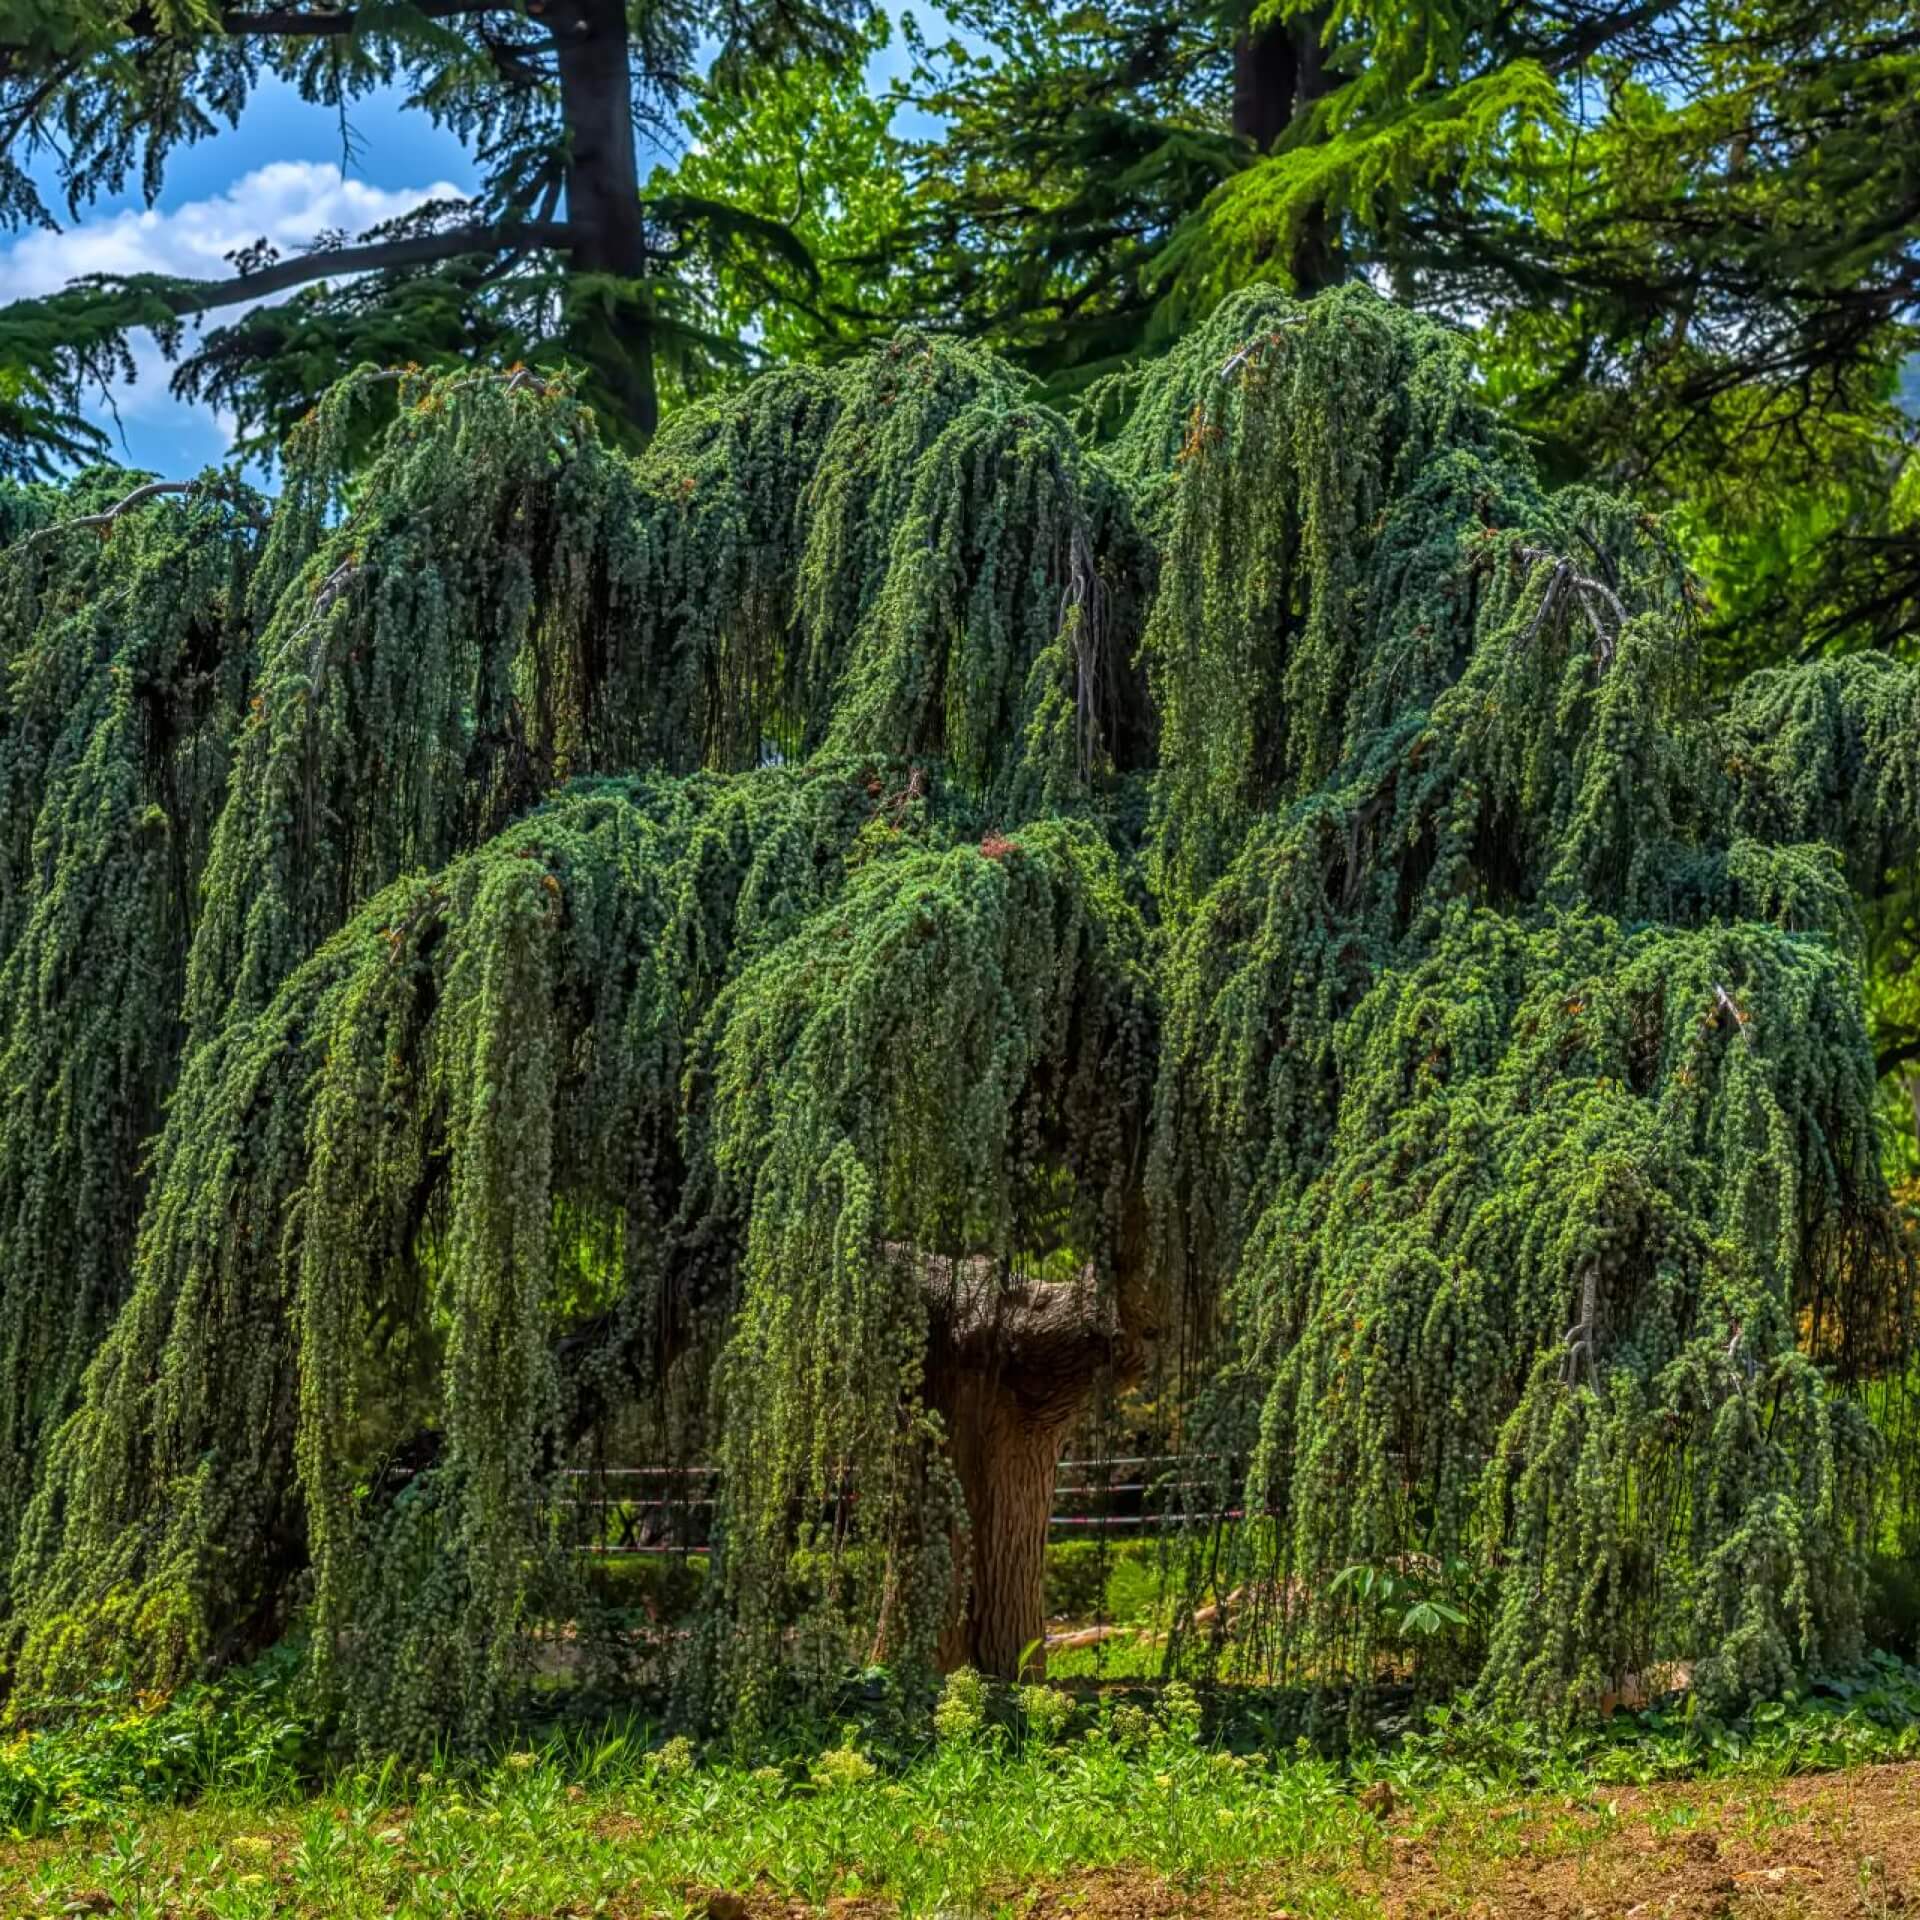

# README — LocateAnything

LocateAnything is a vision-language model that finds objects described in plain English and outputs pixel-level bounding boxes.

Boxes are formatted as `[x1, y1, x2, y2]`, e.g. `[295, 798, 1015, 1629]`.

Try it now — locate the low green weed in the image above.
[6, 1654, 1920, 1914]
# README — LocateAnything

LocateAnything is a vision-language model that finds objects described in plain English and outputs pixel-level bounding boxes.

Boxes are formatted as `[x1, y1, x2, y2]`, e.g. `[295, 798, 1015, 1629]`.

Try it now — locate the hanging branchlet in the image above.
[1721, 654, 1920, 895]
[1183, 910, 1891, 1717]
[688, 819, 1153, 1732]
[0, 475, 261, 1598]
[1118, 288, 1909, 1722]
[825, 398, 1146, 811]
[182, 365, 671, 1037]
[1111, 285, 1527, 908]
[184, 342, 1150, 1055]
[10, 768, 964, 1738]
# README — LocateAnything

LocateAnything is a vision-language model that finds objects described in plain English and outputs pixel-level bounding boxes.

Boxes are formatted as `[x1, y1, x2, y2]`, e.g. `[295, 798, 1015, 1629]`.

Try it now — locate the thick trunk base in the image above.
[932, 1366, 1075, 1678]
[907, 1228, 1157, 1683]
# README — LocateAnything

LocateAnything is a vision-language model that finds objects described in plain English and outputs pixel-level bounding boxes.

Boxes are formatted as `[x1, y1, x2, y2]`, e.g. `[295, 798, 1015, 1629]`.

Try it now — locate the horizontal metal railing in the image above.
[557, 1456, 1240, 1555]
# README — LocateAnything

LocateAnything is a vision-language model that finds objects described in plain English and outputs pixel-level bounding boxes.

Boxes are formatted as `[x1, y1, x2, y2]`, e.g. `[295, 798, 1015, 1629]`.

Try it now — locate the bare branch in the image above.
[1515, 544, 1632, 667]
[1875, 1033, 1920, 1081]
[1713, 982, 1755, 1049]
[1563, 1262, 1600, 1388]
[6, 478, 268, 553]
[300, 555, 364, 688]
[1218, 320, 1305, 382]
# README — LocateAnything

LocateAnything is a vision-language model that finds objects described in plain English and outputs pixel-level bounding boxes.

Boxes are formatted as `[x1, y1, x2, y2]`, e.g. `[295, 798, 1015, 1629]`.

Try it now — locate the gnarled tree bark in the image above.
[910, 1203, 1160, 1679]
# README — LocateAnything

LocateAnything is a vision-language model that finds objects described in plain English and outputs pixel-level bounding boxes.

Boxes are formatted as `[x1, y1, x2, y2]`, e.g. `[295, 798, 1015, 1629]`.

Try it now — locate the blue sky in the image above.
[3, 23, 925, 478]
[5, 76, 478, 474]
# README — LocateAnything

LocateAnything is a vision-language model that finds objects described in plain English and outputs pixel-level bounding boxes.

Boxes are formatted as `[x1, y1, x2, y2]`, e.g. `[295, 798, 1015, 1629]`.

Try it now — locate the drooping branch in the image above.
[1515, 542, 1634, 666]
[5, 477, 269, 551]
[143, 221, 577, 321]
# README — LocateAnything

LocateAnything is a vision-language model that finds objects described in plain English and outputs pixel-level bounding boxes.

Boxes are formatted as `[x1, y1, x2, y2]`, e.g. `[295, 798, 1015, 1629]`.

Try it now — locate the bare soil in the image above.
[1360, 1760, 1920, 1920]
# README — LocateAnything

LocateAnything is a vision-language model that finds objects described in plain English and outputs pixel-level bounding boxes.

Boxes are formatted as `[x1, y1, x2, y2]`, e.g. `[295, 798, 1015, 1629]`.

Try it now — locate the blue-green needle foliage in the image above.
[1, 287, 1915, 1749]
[1142, 296, 1916, 1723]
[0, 470, 262, 1614]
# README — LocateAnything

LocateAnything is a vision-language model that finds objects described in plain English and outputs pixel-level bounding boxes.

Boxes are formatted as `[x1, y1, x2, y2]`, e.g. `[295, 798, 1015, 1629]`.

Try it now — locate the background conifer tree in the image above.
[0, 0, 872, 469]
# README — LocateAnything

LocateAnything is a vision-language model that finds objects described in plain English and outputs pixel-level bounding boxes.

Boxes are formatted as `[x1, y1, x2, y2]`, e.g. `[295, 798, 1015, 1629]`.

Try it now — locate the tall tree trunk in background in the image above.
[551, 0, 659, 439]
[1232, 2, 1340, 293]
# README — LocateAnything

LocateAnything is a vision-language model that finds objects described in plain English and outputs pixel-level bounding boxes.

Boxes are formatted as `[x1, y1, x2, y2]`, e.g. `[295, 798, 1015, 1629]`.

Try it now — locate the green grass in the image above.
[580, 1538, 1181, 1633]
[6, 1660, 1920, 1915]
[3, 1735, 1369, 1919]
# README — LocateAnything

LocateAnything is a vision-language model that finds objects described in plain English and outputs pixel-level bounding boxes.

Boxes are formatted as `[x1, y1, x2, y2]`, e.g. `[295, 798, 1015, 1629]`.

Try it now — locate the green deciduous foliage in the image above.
[642, 14, 906, 368]
[0, 289, 1915, 1751]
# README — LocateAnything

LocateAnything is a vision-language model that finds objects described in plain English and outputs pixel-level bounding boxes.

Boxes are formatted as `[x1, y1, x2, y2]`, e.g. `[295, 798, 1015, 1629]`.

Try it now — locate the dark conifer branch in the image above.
[152, 221, 577, 318]
[216, 1, 521, 35]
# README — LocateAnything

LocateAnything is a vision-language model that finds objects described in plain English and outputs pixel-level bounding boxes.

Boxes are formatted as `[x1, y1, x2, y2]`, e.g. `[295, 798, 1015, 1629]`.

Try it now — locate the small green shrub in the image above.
[933, 1667, 989, 1743]
[1015, 1684, 1077, 1744]
[810, 1740, 878, 1789]
[1043, 1539, 1174, 1624]
[579, 1553, 709, 1620]
[0, 1656, 316, 1835]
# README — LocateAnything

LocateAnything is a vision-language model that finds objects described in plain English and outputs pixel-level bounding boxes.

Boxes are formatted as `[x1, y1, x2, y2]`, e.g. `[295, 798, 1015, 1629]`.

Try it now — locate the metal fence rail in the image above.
[557, 1456, 1236, 1555]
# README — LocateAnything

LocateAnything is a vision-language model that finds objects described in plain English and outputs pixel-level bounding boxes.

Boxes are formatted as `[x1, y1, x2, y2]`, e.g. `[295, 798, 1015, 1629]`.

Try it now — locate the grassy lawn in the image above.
[8, 1665, 1920, 1917]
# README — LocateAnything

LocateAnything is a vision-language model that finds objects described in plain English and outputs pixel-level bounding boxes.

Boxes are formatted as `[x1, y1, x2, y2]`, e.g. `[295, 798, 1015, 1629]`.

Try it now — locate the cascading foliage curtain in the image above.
[0, 286, 1914, 1748]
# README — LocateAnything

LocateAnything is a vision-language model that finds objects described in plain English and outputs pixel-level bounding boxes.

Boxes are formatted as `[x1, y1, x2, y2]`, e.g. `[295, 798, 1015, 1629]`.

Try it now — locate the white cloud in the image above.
[0, 161, 461, 451]
[0, 159, 462, 301]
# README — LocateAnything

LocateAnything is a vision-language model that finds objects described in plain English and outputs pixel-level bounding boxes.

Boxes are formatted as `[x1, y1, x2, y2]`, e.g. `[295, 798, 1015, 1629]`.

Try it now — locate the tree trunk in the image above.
[913, 1225, 1159, 1680]
[550, 0, 659, 439]
[929, 1358, 1085, 1678]
[1232, 9, 1303, 153]
[1231, 2, 1340, 293]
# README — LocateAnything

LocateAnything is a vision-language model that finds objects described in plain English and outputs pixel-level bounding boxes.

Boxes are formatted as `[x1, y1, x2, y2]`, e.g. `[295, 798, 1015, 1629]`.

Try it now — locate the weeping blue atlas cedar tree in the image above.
[0, 288, 1915, 1748]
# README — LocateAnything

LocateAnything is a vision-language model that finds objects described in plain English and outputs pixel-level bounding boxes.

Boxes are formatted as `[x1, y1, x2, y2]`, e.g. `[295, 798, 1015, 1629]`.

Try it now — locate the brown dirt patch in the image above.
[1019, 1865, 1217, 1919]
[1368, 1759, 1920, 1918]
[675, 1887, 898, 1920]
[687, 1762, 1920, 1920]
